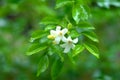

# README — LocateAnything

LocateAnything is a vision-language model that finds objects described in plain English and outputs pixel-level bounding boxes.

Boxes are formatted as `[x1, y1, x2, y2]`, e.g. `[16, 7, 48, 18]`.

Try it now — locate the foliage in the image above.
[0, 0, 120, 80]
[26, 0, 99, 79]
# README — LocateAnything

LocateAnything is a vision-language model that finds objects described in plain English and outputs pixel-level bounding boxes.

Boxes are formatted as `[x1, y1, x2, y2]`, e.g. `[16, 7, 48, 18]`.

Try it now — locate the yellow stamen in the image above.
[47, 35, 55, 39]
[68, 40, 72, 44]
[59, 31, 62, 35]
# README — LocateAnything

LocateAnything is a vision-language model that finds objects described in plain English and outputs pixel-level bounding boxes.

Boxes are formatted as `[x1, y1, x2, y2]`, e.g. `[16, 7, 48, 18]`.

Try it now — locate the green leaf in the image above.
[82, 31, 99, 42]
[75, 0, 84, 4]
[40, 17, 59, 25]
[72, 5, 89, 24]
[48, 47, 54, 56]
[68, 53, 75, 64]
[39, 36, 48, 44]
[83, 43, 99, 58]
[78, 22, 95, 30]
[56, 0, 74, 9]
[52, 45, 64, 62]
[51, 59, 63, 80]
[30, 30, 46, 42]
[37, 55, 49, 76]
[70, 30, 80, 38]
[67, 23, 73, 29]
[26, 43, 47, 55]
[45, 25, 56, 31]
[38, 5, 56, 16]
[72, 44, 85, 57]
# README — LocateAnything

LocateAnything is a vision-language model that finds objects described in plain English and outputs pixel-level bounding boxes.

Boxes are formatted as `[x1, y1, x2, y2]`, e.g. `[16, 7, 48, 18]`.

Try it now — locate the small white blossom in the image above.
[60, 36, 78, 53]
[48, 26, 68, 44]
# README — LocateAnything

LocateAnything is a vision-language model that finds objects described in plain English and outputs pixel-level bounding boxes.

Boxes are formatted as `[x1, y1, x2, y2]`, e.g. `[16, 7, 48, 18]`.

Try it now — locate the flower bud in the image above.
[67, 23, 72, 29]
[47, 35, 55, 39]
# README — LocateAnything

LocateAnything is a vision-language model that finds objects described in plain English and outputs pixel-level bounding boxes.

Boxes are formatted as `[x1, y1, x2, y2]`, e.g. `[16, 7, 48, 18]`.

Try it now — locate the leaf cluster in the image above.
[26, 0, 99, 79]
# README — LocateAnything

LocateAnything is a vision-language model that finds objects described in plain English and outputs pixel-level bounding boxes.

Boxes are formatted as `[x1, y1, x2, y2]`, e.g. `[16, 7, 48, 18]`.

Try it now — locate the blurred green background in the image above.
[0, 0, 120, 80]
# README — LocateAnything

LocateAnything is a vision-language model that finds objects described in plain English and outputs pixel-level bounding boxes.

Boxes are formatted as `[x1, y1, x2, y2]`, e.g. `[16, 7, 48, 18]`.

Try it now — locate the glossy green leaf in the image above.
[68, 53, 75, 64]
[30, 30, 46, 42]
[52, 45, 64, 62]
[78, 22, 95, 30]
[84, 43, 99, 58]
[48, 47, 54, 56]
[37, 55, 49, 76]
[56, 0, 74, 9]
[72, 44, 85, 57]
[72, 5, 89, 24]
[45, 25, 56, 31]
[40, 17, 59, 25]
[70, 30, 80, 38]
[51, 59, 63, 80]
[39, 36, 48, 44]
[82, 31, 99, 42]
[76, 0, 84, 4]
[26, 43, 47, 55]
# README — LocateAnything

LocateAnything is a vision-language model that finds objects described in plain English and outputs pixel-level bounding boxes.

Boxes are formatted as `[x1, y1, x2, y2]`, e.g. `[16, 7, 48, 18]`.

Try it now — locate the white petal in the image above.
[62, 36, 67, 42]
[50, 30, 56, 35]
[62, 28, 68, 35]
[56, 26, 61, 31]
[63, 46, 71, 53]
[73, 38, 78, 43]
[54, 37, 61, 44]
[72, 44, 75, 49]
[67, 36, 72, 41]
[60, 44, 66, 48]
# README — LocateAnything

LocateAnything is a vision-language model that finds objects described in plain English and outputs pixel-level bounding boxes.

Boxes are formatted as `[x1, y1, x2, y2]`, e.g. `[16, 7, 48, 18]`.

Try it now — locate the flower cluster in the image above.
[48, 26, 78, 53]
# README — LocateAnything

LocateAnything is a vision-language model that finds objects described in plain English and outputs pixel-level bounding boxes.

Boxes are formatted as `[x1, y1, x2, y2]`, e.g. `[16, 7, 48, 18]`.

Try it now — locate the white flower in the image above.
[60, 36, 78, 53]
[48, 26, 68, 44]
